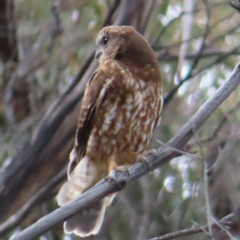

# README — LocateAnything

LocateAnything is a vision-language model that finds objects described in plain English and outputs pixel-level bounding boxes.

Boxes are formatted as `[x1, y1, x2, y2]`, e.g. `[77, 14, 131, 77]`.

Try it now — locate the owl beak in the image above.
[95, 50, 102, 60]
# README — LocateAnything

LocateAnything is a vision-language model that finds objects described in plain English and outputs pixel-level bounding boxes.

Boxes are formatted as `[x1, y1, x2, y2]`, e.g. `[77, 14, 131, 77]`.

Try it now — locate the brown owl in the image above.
[57, 25, 163, 237]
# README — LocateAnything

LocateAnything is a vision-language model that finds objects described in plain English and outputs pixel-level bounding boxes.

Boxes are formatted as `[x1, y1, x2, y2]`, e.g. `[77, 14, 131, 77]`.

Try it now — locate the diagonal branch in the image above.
[148, 213, 234, 240]
[200, 100, 240, 143]
[11, 63, 240, 240]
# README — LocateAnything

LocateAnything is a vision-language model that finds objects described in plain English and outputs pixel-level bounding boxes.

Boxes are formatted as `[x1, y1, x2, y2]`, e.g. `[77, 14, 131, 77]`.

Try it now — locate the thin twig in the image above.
[148, 213, 234, 240]
[191, 119, 214, 239]
[209, 214, 237, 240]
[102, 0, 121, 27]
[47, 3, 62, 52]
[189, 118, 214, 238]
[156, 139, 200, 159]
[200, 101, 240, 143]
[204, 161, 214, 239]
[157, 48, 240, 62]
[158, 11, 236, 51]
[164, 44, 240, 106]
[182, 0, 211, 81]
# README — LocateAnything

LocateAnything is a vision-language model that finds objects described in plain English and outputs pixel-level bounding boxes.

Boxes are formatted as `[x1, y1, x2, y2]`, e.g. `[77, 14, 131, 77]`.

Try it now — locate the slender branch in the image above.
[47, 3, 62, 52]
[151, 2, 235, 51]
[148, 213, 234, 240]
[102, 0, 121, 26]
[11, 63, 240, 240]
[200, 101, 240, 143]
[157, 11, 236, 51]
[190, 117, 214, 238]
[151, 11, 184, 48]
[183, 0, 211, 80]
[204, 163, 214, 238]
[164, 44, 240, 106]
[209, 214, 237, 240]
[157, 48, 240, 62]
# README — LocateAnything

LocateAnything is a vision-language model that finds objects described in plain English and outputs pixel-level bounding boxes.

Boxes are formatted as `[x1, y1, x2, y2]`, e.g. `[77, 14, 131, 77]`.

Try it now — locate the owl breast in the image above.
[86, 62, 162, 160]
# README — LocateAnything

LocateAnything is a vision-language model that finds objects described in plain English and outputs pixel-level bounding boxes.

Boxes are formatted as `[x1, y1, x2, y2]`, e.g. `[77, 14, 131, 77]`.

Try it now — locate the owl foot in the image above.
[106, 166, 129, 188]
[143, 149, 157, 158]
[137, 149, 157, 169]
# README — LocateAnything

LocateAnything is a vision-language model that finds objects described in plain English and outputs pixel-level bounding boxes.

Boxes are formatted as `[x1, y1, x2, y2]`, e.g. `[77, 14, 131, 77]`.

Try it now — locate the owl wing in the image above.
[153, 95, 163, 131]
[67, 69, 109, 178]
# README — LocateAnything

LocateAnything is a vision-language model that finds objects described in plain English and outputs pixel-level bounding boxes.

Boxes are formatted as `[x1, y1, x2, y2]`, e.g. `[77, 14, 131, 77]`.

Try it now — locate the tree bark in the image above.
[0, 0, 18, 63]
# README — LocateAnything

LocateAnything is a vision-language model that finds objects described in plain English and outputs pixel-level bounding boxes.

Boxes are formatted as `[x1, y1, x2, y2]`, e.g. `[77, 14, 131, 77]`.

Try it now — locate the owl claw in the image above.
[107, 167, 129, 188]
[137, 155, 149, 169]
[137, 149, 157, 169]
[143, 149, 157, 158]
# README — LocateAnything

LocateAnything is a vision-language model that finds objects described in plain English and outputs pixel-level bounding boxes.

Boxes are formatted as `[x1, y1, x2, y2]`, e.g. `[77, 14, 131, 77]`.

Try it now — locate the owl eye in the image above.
[101, 36, 109, 45]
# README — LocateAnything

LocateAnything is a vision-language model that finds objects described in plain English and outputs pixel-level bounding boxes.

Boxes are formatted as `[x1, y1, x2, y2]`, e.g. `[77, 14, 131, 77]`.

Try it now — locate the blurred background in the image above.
[0, 0, 240, 239]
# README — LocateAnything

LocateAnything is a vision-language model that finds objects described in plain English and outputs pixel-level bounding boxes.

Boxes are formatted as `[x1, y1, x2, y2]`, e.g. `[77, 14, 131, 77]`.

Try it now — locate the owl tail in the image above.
[57, 182, 114, 237]
[57, 155, 112, 237]
[63, 196, 113, 237]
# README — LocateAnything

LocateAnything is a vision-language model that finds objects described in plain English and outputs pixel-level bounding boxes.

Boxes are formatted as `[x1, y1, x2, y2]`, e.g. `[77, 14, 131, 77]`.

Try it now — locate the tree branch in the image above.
[0, 0, 18, 63]
[148, 213, 234, 240]
[163, 44, 240, 106]
[11, 63, 240, 240]
[157, 48, 240, 62]
[200, 101, 240, 143]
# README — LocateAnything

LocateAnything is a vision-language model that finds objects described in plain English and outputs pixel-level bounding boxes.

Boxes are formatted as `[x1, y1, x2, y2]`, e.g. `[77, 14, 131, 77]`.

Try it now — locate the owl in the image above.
[57, 25, 163, 237]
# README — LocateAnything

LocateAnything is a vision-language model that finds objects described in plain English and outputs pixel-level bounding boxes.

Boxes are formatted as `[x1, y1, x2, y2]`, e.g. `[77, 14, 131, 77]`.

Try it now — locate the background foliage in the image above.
[0, 0, 240, 239]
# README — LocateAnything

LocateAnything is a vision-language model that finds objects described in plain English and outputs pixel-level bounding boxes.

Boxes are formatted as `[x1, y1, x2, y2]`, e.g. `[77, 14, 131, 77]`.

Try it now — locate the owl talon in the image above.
[137, 149, 157, 169]
[137, 155, 149, 169]
[105, 175, 126, 187]
[104, 176, 113, 182]
[108, 167, 129, 188]
[143, 149, 157, 158]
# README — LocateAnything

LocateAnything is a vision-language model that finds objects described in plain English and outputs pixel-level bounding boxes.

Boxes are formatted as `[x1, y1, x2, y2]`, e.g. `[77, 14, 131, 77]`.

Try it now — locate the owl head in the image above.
[95, 26, 158, 67]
